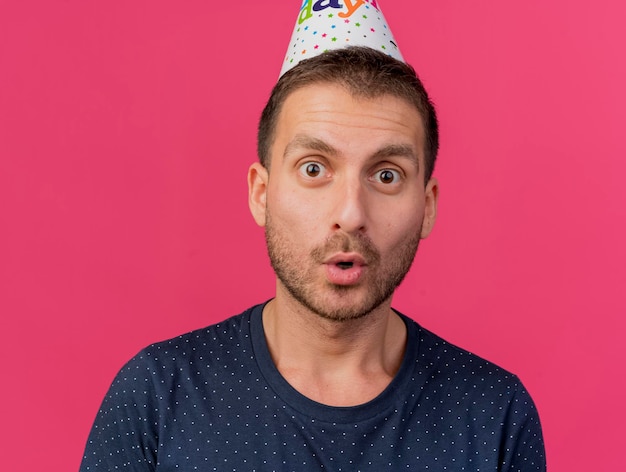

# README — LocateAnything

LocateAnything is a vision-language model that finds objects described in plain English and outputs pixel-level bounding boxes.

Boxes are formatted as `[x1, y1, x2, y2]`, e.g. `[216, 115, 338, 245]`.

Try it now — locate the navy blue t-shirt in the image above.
[81, 304, 545, 471]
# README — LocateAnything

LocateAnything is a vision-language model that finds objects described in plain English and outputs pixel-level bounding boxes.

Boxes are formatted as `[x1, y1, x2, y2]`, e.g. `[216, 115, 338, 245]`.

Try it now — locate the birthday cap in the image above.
[280, 0, 404, 77]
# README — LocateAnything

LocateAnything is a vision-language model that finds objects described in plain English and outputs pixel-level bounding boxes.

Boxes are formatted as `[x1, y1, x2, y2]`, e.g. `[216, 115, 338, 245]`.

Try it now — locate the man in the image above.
[81, 4, 545, 471]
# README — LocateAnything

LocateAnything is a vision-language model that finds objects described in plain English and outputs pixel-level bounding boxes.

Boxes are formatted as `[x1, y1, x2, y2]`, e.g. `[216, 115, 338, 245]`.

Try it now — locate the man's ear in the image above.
[248, 162, 269, 227]
[420, 177, 439, 239]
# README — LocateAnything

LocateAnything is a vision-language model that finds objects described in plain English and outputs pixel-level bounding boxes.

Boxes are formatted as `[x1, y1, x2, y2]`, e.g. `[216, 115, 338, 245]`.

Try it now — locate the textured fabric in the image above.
[81, 303, 546, 471]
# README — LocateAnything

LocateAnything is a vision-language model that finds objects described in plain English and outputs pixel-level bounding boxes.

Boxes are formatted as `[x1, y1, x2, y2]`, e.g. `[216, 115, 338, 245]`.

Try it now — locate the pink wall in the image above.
[1, 1, 624, 470]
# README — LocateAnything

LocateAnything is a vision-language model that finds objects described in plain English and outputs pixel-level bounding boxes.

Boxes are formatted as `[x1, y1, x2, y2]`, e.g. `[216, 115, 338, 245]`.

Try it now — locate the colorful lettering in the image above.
[298, 0, 313, 24]
[338, 0, 365, 18]
[298, 0, 380, 26]
[313, 0, 343, 11]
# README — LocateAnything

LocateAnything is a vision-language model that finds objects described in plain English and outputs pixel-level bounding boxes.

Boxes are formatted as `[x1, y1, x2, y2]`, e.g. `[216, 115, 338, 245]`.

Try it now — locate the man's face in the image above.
[249, 83, 438, 321]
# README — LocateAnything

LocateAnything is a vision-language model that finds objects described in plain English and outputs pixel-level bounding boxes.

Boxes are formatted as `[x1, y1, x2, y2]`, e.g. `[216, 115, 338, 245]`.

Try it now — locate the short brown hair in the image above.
[257, 46, 439, 182]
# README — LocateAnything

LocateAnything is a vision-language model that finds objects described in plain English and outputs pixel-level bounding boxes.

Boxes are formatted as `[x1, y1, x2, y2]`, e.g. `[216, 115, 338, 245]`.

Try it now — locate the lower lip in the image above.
[324, 264, 365, 286]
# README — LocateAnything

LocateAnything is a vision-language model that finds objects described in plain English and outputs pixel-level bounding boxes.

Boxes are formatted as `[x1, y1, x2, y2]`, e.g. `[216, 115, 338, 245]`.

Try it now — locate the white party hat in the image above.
[280, 0, 404, 77]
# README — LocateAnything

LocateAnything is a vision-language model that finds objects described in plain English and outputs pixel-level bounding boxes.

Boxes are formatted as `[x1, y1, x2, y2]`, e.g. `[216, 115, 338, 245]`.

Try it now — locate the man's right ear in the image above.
[248, 162, 269, 227]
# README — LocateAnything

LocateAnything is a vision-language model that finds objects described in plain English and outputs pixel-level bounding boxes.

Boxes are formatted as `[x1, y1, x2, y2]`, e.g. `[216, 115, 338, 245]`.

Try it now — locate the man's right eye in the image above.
[299, 162, 326, 178]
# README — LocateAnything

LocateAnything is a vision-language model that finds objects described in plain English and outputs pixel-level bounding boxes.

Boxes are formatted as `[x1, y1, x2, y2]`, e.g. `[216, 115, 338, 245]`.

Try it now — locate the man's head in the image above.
[258, 46, 439, 183]
[249, 47, 439, 322]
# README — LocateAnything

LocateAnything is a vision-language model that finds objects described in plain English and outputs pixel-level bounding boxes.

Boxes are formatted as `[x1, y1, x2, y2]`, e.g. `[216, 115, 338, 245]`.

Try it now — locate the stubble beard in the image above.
[265, 210, 421, 322]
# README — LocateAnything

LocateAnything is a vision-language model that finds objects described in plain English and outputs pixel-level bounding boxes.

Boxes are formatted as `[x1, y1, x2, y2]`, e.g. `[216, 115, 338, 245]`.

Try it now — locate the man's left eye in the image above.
[374, 169, 400, 184]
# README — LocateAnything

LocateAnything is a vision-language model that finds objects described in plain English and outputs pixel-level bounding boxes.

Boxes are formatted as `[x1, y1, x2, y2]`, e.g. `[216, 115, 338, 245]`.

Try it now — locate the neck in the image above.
[262, 285, 407, 406]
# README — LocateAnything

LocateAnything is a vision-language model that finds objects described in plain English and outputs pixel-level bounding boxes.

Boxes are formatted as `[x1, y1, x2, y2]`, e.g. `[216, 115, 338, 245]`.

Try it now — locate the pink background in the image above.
[1, 1, 624, 470]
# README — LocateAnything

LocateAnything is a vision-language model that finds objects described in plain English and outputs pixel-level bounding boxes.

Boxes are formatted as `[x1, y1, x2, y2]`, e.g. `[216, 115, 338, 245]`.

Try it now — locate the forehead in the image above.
[273, 83, 426, 160]
[279, 81, 423, 121]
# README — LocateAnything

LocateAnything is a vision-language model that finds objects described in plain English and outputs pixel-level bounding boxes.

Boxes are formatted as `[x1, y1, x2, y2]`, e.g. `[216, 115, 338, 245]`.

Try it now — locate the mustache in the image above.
[310, 233, 380, 265]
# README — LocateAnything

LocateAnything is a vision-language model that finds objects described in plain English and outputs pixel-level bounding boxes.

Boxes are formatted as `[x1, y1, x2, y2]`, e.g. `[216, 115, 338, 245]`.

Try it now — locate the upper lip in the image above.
[323, 252, 367, 266]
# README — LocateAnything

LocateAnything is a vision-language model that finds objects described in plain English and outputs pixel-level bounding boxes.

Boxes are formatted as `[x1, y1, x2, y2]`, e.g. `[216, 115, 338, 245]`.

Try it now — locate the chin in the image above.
[295, 285, 390, 323]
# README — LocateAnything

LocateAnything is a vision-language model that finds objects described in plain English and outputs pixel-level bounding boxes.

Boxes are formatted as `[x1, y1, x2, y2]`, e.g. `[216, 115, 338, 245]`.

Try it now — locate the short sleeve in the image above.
[500, 379, 546, 471]
[80, 351, 159, 471]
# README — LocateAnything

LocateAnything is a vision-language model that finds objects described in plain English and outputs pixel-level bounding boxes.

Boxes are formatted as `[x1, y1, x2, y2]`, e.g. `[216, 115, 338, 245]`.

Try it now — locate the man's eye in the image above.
[299, 162, 326, 178]
[374, 169, 400, 184]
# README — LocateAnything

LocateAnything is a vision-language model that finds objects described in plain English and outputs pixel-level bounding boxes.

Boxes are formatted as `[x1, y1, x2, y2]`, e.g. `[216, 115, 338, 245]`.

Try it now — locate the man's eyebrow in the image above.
[371, 144, 420, 170]
[283, 136, 420, 170]
[283, 135, 338, 159]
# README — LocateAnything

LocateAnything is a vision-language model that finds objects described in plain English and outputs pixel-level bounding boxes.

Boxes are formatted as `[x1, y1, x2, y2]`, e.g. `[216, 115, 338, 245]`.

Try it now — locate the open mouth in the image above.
[336, 261, 354, 270]
[324, 254, 366, 285]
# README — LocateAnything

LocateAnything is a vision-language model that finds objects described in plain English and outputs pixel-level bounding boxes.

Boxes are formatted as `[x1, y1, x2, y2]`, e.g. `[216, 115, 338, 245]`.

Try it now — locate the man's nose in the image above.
[331, 178, 368, 234]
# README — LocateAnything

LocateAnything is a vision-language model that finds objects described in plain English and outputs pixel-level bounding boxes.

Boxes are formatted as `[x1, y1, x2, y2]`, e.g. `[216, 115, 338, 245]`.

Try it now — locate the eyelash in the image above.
[299, 161, 327, 178]
[372, 169, 401, 184]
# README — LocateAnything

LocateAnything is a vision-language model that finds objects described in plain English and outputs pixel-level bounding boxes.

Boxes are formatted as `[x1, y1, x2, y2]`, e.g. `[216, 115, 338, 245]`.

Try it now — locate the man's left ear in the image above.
[420, 178, 439, 239]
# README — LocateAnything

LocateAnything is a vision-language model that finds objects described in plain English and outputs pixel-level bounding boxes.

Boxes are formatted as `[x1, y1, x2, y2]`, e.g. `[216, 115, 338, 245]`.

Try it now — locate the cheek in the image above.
[267, 196, 325, 250]
[269, 184, 328, 226]
[373, 203, 424, 248]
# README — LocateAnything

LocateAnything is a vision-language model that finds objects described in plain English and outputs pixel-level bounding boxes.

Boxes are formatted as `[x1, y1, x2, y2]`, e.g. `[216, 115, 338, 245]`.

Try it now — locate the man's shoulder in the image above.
[130, 304, 261, 369]
[401, 313, 525, 393]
